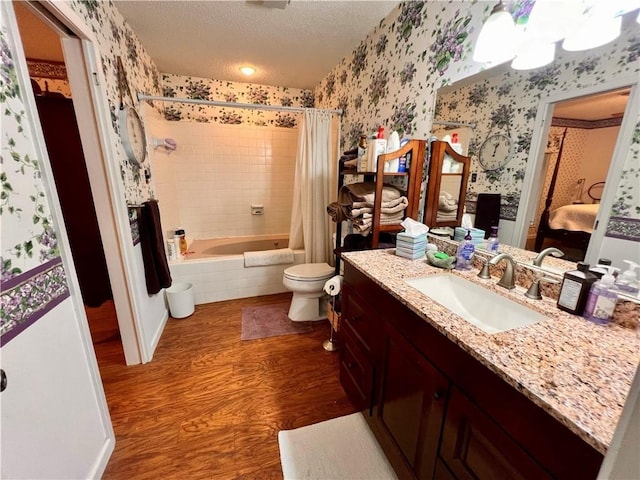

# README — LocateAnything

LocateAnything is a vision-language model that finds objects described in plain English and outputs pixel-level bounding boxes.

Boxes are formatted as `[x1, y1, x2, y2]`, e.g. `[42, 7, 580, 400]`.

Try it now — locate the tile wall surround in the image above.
[314, 1, 640, 241]
[150, 119, 298, 240]
[169, 252, 305, 305]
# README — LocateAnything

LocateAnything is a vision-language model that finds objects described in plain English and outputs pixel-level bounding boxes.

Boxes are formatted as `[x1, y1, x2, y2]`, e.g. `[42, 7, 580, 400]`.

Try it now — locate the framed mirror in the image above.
[424, 140, 470, 228]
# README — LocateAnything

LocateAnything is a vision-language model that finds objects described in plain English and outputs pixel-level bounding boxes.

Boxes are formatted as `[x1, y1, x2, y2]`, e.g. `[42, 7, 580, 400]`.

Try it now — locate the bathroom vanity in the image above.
[339, 249, 640, 480]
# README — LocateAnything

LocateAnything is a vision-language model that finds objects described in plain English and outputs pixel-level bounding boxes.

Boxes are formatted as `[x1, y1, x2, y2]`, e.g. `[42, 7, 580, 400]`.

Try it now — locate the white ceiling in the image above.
[553, 88, 630, 121]
[113, 0, 400, 90]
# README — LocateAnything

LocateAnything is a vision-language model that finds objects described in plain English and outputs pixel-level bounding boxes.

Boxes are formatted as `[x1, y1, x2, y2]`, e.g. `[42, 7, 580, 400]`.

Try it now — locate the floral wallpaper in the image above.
[67, 0, 163, 204]
[160, 73, 313, 127]
[1, 19, 68, 343]
[315, 1, 640, 241]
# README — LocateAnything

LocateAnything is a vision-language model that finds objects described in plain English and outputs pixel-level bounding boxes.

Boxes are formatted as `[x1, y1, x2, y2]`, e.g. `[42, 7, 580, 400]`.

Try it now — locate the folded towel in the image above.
[244, 248, 294, 267]
[337, 182, 404, 206]
[352, 196, 407, 210]
[351, 197, 408, 218]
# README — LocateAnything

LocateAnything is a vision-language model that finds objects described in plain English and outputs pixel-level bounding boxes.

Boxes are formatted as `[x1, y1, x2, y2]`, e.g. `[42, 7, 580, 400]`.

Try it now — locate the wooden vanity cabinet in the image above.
[339, 263, 603, 480]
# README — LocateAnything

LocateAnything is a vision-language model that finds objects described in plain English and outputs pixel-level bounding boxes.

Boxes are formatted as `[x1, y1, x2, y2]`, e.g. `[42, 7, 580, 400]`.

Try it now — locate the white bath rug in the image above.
[278, 412, 398, 480]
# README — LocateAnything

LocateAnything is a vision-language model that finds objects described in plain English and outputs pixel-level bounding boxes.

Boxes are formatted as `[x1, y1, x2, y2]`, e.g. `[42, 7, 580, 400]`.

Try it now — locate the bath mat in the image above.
[278, 412, 398, 480]
[240, 303, 313, 341]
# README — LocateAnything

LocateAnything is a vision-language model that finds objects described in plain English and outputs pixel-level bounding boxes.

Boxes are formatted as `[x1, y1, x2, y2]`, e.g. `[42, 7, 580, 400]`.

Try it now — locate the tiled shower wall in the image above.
[150, 117, 298, 241]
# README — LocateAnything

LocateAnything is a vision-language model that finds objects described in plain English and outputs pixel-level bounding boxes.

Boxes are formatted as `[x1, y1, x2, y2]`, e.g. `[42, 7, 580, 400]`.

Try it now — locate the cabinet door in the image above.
[440, 386, 552, 480]
[377, 326, 449, 480]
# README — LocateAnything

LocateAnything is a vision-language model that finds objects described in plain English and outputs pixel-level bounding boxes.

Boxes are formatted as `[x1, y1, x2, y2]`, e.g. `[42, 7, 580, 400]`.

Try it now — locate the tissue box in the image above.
[397, 232, 427, 243]
[396, 246, 426, 260]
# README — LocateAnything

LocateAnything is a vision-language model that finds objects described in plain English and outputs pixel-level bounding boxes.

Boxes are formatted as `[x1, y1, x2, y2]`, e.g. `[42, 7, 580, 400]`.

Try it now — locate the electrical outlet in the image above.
[471, 173, 477, 182]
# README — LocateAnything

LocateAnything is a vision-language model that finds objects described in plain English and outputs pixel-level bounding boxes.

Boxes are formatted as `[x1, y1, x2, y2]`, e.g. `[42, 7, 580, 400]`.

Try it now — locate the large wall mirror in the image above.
[432, 13, 640, 270]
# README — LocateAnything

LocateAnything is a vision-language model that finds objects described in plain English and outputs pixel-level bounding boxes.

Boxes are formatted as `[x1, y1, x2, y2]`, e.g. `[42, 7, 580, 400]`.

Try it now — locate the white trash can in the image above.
[166, 282, 195, 318]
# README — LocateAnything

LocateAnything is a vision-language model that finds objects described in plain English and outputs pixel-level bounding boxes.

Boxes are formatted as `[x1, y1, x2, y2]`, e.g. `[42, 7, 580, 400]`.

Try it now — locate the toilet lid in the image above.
[284, 263, 334, 281]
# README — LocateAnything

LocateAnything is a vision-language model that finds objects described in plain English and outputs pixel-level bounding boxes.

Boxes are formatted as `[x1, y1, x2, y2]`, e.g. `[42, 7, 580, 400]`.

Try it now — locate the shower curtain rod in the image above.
[431, 120, 476, 129]
[137, 93, 343, 116]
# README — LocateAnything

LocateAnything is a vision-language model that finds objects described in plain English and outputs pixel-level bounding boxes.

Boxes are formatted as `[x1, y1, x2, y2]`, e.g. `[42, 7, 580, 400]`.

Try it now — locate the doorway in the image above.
[14, 2, 121, 354]
[527, 88, 629, 261]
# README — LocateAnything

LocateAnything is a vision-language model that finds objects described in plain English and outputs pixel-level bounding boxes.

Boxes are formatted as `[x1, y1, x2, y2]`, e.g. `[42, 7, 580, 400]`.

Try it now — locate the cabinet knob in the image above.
[0, 369, 6, 393]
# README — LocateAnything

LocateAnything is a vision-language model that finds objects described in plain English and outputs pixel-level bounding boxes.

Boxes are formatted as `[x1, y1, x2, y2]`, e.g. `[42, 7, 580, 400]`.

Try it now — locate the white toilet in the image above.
[283, 263, 334, 321]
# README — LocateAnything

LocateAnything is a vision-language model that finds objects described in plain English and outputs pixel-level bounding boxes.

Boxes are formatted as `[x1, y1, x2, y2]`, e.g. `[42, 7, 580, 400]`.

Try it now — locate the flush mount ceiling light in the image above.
[240, 66, 256, 76]
[472, 1, 519, 64]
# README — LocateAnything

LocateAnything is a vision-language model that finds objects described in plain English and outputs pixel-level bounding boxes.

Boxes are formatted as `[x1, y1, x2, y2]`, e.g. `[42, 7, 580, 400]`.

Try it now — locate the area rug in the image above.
[240, 303, 314, 341]
[278, 413, 398, 480]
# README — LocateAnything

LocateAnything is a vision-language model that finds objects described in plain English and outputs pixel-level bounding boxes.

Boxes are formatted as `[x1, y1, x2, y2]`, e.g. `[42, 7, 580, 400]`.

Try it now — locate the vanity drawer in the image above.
[339, 327, 374, 413]
[342, 285, 381, 359]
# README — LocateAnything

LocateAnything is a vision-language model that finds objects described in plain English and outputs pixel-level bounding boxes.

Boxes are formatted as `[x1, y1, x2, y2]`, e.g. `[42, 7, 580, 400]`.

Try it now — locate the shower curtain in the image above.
[289, 109, 336, 264]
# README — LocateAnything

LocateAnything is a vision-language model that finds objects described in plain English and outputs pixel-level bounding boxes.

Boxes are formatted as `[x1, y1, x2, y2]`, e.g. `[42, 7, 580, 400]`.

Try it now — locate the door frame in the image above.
[14, 0, 149, 365]
[513, 74, 640, 264]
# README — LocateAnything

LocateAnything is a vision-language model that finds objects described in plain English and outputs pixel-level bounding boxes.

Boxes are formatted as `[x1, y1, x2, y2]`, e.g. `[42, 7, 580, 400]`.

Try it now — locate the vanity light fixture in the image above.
[474, 0, 640, 70]
[472, 1, 519, 64]
[240, 66, 256, 76]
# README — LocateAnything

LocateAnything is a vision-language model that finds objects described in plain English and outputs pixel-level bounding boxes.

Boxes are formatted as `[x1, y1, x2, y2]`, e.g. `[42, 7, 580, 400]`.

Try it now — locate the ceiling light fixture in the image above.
[240, 66, 256, 76]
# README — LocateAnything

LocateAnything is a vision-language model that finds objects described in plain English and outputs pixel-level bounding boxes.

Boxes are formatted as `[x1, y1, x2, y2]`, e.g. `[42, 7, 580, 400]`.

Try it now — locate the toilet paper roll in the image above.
[323, 275, 343, 296]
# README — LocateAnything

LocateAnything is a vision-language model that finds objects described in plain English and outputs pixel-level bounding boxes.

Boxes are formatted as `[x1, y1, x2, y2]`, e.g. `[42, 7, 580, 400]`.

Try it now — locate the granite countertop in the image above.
[342, 248, 640, 455]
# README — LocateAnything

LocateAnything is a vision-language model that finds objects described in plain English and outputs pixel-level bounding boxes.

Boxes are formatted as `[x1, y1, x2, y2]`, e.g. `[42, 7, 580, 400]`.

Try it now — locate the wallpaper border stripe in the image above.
[1, 257, 70, 345]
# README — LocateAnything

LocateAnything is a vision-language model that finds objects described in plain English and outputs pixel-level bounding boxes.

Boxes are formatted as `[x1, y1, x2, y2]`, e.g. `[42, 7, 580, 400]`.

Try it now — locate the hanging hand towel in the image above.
[244, 248, 295, 267]
[140, 200, 172, 294]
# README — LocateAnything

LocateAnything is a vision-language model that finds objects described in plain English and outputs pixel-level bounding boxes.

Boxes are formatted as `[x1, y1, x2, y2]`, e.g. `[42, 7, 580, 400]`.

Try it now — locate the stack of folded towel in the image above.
[396, 232, 427, 260]
[437, 191, 459, 221]
[326, 182, 408, 236]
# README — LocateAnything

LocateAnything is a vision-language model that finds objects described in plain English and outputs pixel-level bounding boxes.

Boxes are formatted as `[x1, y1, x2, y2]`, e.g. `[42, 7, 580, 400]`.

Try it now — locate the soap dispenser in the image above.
[615, 260, 640, 294]
[583, 266, 620, 325]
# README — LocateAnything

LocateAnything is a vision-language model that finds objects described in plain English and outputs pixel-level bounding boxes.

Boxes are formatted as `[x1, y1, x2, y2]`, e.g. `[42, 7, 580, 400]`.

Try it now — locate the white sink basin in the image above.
[404, 274, 547, 334]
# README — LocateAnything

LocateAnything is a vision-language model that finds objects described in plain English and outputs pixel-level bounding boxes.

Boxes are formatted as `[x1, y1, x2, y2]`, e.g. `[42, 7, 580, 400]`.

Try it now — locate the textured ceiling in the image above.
[113, 0, 400, 89]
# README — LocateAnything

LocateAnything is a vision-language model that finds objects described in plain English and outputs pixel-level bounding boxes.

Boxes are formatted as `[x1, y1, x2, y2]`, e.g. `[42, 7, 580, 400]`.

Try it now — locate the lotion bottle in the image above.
[583, 266, 619, 325]
[557, 262, 596, 315]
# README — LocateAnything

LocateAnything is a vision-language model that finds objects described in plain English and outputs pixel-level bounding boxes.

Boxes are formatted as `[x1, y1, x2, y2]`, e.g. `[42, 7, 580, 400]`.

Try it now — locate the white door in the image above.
[0, 2, 114, 477]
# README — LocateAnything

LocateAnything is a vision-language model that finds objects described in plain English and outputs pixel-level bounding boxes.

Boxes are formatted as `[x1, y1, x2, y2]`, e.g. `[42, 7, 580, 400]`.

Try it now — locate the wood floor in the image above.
[95, 292, 356, 479]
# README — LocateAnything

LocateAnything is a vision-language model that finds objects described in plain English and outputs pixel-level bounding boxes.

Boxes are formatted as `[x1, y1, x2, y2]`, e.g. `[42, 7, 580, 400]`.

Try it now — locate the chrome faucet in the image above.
[532, 247, 564, 267]
[489, 253, 517, 290]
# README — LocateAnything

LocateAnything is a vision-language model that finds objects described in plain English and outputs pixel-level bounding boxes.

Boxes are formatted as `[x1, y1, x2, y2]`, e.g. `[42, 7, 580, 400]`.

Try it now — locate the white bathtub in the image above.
[168, 234, 304, 305]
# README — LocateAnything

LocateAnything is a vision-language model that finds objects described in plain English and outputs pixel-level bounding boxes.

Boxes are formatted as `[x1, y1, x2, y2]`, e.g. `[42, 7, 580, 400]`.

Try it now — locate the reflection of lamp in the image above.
[472, 1, 519, 64]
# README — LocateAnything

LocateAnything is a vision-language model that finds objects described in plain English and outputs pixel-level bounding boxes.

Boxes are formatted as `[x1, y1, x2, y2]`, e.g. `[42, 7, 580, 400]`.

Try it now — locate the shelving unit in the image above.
[334, 139, 427, 273]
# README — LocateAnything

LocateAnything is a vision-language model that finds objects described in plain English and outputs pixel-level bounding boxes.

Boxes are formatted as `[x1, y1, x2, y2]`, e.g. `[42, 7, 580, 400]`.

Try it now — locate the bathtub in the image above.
[168, 234, 304, 305]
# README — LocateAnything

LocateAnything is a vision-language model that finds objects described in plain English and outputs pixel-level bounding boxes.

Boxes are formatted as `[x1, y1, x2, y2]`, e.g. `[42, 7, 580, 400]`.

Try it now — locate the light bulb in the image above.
[240, 66, 256, 76]
[511, 42, 556, 70]
[473, 2, 519, 64]
[562, 14, 621, 51]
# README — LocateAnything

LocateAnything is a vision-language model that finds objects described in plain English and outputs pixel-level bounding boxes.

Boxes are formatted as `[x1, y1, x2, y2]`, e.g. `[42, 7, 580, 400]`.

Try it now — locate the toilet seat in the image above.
[284, 263, 333, 282]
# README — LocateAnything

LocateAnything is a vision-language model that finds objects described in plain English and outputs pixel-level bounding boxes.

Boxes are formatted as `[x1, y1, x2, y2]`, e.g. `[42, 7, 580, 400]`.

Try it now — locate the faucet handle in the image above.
[477, 258, 491, 279]
[525, 276, 559, 300]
